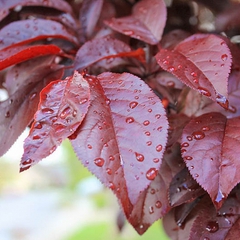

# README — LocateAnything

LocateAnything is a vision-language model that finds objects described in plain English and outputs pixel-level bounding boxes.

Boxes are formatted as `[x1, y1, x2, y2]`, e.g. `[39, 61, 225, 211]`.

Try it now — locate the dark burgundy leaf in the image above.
[127, 143, 185, 234]
[225, 218, 240, 240]
[181, 112, 240, 209]
[156, 34, 232, 109]
[104, 0, 166, 45]
[0, 59, 63, 156]
[0, 19, 78, 51]
[0, 44, 61, 71]
[69, 72, 168, 233]
[79, 0, 104, 39]
[20, 71, 90, 172]
[0, 0, 73, 21]
[189, 196, 240, 240]
[74, 35, 131, 70]
[169, 167, 205, 207]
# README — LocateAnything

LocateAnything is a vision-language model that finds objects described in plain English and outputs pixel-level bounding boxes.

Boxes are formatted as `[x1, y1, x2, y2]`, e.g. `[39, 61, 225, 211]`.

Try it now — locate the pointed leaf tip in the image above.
[20, 71, 90, 171]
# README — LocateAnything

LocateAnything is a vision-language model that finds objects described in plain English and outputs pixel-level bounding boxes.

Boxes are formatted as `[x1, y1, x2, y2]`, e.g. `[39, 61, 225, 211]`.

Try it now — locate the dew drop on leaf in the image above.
[146, 168, 158, 180]
[34, 122, 43, 129]
[60, 106, 71, 119]
[22, 158, 32, 165]
[5, 111, 10, 118]
[72, 110, 77, 117]
[221, 54, 228, 61]
[126, 117, 135, 123]
[94, 158, 105, 167]
[50, 145, 57, 154]
[205, 221, 219, 233]
[155, 201, 162, 208]
[135, 152, 145, 162]
[106, 168, 112, 175]
[129, 101, 138, 109]
[155, 114, 161, 119]
[87, 144, 92, 149]
[143, 120, 150, 126]
[146, 141, 152, 146]
[42, 108, 54, 114]
[149, 206, 154, 214]
[32, 135, 41, 140]
[202, 126, 210, 131]
[80, 98, 88, 104]
[181, 142, 189, 147]
[109, 182, 115, 190]
[122, 29, 134, 35]
[109, 155, 115, 161]
[156, 144, 163, 152]
[184, 156, 193, 161]
[150, 189, 156, 194]
[145, 131, 151, 136]
[191, 72, 197, 77]
[192, 131, 205, 140]
[153, 158, 159, 163]
[29, 92, 37, 100]
[187, 136, 193, 141]
[197, 87, 211, 97]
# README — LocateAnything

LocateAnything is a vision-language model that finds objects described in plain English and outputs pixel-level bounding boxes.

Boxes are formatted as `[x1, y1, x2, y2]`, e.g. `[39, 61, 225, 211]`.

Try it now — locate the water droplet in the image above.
[155, 114, 161, 119]
[50, 145, 57, 154]
[129, 101, 138, 109]
[181, 142, 189, 147]
[149, 206, 154, 214]
[122, 29, 134, 35]
[32, 135, 41, 140]
[198, 87, 211, 97]
[72, 110, 77, 117]
[5, 111, 10, 118]
[135, 152, 144, 162]
[94, 158, 105, 167]
[34, 122, 42, 129]
[206, 221, 219, 233]
[146, 141, 152, 146]
[163, 60, 169, 65]
[109, 182, 115, 190]
[214, 190, 226, 208]
[109, 155, 115, 161]
[153, 158, 159, 163]
[29, 92, 37, 100]
[221, 54, 228, 61]
[139, 224, 144, 229]
[184, 156, 193, 161]
[157, 126, 162, 132]
[155, 201, 162, 208]
[87, 144, 92, 149]
[106, 168, 112, 175]
[148, 108, 152, 113]
[60, 106, 71, 119]
[126, 117, 134, 123]
[42, 108, 54, 114]
[194, 173, 199, 177]
[202, 126, 210, 131]
[143, 120, 150, 126]
[80, 98, 88, 104]
[187, 136, 193, 141]
[146, 168, 158, 180]
[156, 144, 163, 152]
[21, 158, 32, 166]
[191, 72, 197, 77]
[106, 98, 111, 105]
[150, 189, 156, 194]
[192, 131, 205, 140]
[145, 131, 151, 136]
[167, 81, 175, 88]
[168, 66, 175, 72]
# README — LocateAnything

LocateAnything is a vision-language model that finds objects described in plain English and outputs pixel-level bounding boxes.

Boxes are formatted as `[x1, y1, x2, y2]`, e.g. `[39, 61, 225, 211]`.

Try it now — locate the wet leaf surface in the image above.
[20, 71, 90, 171]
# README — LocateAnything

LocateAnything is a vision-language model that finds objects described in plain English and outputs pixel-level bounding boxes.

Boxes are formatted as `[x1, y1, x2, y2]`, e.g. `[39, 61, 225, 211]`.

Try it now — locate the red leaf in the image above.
[74, 35, 131, 70]
[169, 167, 205, 207]
[0, 45, 61, 71]
[0, 19, 78, 51]
[20, 71, 90, 172]
[79, 0, 104, 39]
[127, 143, 184, 234]
[181, 112, 240, 209]
[0, 57, 63, 156]
[69, 72, 168, 232]
[156, 34, 232, 108]
[104, 0, 166, 45]
[0, 0, 73, 21]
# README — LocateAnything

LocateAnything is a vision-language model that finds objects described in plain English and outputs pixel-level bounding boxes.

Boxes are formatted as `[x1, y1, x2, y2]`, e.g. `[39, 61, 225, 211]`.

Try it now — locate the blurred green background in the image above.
[0, 131, 170, 240]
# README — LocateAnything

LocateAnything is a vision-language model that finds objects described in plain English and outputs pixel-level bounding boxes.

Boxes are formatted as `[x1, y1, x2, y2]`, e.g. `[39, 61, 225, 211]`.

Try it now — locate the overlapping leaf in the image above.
[0, 56, 63, 156]
[74, 35, 131, 70]
[156, 34, 232, 108]
[181, 112, 240, 208]
[104, 0, 166, 45]
[0, 44, 61, 71]
[0, 19, 78, 51]
[0, 0, 73, 21]
[69, 72, 168, 233]
[20, 71, 90, 172]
